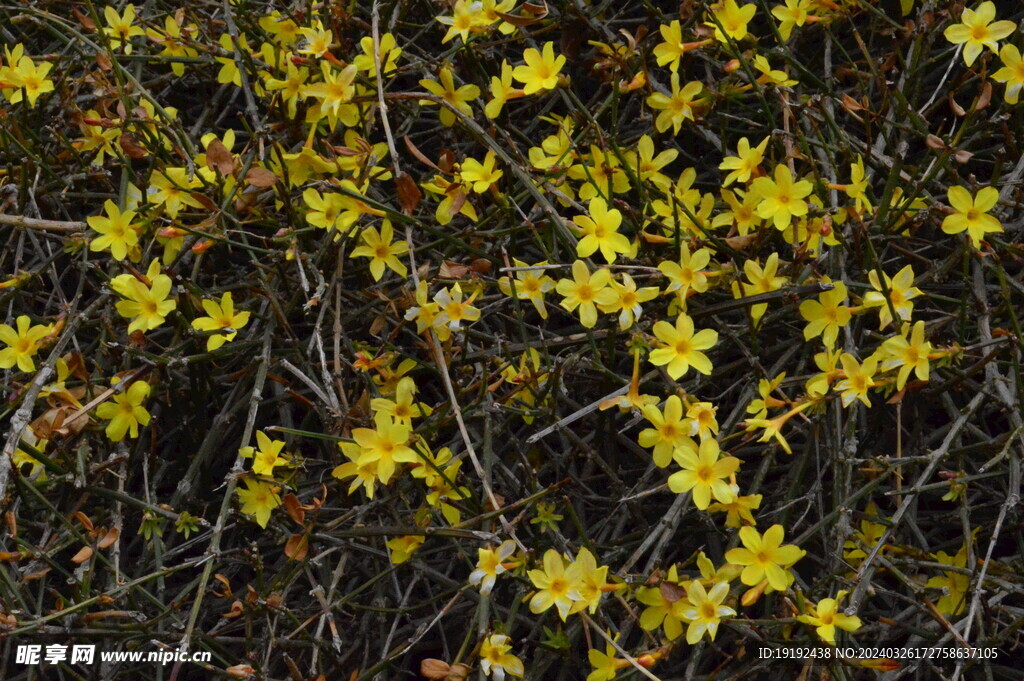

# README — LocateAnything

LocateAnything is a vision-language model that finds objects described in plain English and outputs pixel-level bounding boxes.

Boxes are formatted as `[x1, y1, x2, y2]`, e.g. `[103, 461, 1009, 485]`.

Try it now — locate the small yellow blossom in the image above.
[725, 524, 806, 590]
[798, 591, 863, 644]
[555, 260, 617, 329]
[240, 430, 289, 477]
[0, 315, 53, 372]
[649, 313, 718, 379]
[351, 220, 409, 281]
[943, 2, 1016, 67]
[95, 379, 152, 442]
[513, 42, 566, 94]
[236, 477, 282, 528]
[191, 292, 250, 351]
[574, 197, 631, 263]
[942, 185, 1003, 248]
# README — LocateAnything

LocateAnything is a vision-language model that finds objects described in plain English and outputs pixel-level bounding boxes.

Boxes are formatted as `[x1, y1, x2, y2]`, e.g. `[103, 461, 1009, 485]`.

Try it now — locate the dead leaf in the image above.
[659, 581, 686, 603]
[421, 659, 451, 680]
[119, 133, 148, 159]
[447, 663, 472, 681]
[206, 139, 235, 176]
[190, 192, 219, 212]
[469, 258, 492, 274]
[925, 134, 946, 151]
[245, 167, 278, 187]
[975, 81, 993, 111]
[396, 172, 422, 215]
[439, 261, 470, 279]
[404, 135, 441, 171]
[72, 7, 96, 30]
[221, 600, 244, 619]
[284, 534, 309, 561]
[225, 664, 255, 679]
[98, 527, 120, 549]
[71, 546, 94, 565]
[283, 494, 305, 526]
[949, 93, 966, 117]
[73, 512, 94, 532]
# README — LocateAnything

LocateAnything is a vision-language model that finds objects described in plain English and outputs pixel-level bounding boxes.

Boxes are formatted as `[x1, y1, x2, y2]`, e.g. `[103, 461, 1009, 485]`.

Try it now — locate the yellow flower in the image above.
[528, 549, 584, 620]
[925, 545, 970, 616]
[668, 437, 740, 509]
[437, 0, 487, 44]
[103, 4, 146, 54]
[498, 260, 556, 319]
[636, 564, 691, 640]
[298, 20, 333, 58]
[647, 74, 703, 134]
[512, 42, 566, 95]
[574, 197, 631, 263]
[652, 20, 689, 72]
[599, 273, 660, 330]
[240, 430, 288, 477]
[639, 395, 696, 468]
[719, 136, 768, 186]
[460, 151, 504, 192]
[734, 253, 787, 325]
[264, 61, 310, 118]
[709, 490, 762, 527]
[6, 56, 55, 107]
[570, 547, 613, 614]
[352, 32, 401, 77]
[73, 109, 121, 165]
[687, 401, 719, 439]
[303, 63, 359, 123]
[715, 188, 763, 234]
[568, 145, 631, 201]
[146, 15, 198, 77]
[751, 164, 814, 230]
[0, 315, 52, 372]
[992, 44, 1024, 104]
[943, 2, 1016, 67]
[370, 376, 430, 425]
[112, 259, 178, 334]
[798, 591, 862, 644]
[191, 292, 250, 351]
[649, 313, 718, 379]
[707, 0, 757, 43]
[555, 260, 617, 329]
[628, 134, 678, 192]
[798, 279, 851, 349]
[942, 185, 1003, 248]
[835, 353, 878, 407]
[862, 264, 921, 330]
[333, 412, 418, 496]
[880, 320, 933, 390]
[406, 281, 442, 336]
[235, 477, 282, 528]
[301, 187, 356, 237]
[95, 379, 152, 442]
[149, 167, 205, 218]
[682, 581, 736, 644]
[772, 0, 814, 41]
[469, 540, 517, 594]
[485, 60, 523, 118]
[420, 68, 480, 126]
[842, 504, 886, 566]
[659, 244, 712, 304]
[725, 524, 806, 590]
[386, 535, 424, 564]
[351, 220, 409, 281]
[479, 634, 525, 681]
[752, 54, 798, 87]
[587, 642, 629, 681]
[434, 283, 482, 332]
